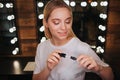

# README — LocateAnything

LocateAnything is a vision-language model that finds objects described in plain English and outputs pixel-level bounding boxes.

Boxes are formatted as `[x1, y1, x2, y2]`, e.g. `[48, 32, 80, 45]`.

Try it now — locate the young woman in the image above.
[33, 0, 114, 80]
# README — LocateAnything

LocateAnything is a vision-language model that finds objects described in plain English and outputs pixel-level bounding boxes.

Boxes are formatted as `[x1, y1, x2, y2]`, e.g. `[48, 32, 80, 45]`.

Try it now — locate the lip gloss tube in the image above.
[70, 56, 77, 60]
[58, 53, 66, 58]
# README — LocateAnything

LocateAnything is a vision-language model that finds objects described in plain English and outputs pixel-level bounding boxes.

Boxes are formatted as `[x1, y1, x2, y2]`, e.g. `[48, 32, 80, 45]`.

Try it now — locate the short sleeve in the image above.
[33, 44, 43, 74]
[87, 46, 109, 67]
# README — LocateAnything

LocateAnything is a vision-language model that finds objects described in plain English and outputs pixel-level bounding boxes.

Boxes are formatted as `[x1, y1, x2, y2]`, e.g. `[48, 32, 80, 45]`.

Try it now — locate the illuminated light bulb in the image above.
[98, 25, 106, 31]
[99, 13, 103, 18]
[102, 14, 107, 19]
[10, 37, 18, 44]
[100, 48, 104, 53]
[6, 3, 10, 8]
[7, 15, 15, 20]
[38, 14, 44, 19]
[101, 26, 106, 31]
[12, 47, 19, 55]
[39, 26, 45, 32]
[98, 25, 102, 29]
[0, 3, 4, 8]
[103, 1, 108, 6]
[70, 1, 76, 7]
[98, 36, 105, 43]
[90, 1, 98, 7]
[12, 50, 17, 55]
[97, 46, 101, 50]
[9, 3, 13, 8]
[64, 0, 69, 5]
[101, 38, 105, 42]
[7, 15, 12, 20]
[14, 37, 18, 41]
[11, 15, 15, 19]
[13, 27, 16, 31]
[9, 27, 16, 33]
[96, 46, 104, 53]
[11, 39, 15, 44]
[100, 1, 108, 6]
[41, 37, 46, 42]
[9, 28, 14, 33]
[81, 1, 87, 7]
[96, 48, 101, 53]
[99, 13, 107, 19]
[15, 47, 19, 52]
[37, 2, 44, 7]
[98, 36, 102, 40]
[6, 3, 13, 8]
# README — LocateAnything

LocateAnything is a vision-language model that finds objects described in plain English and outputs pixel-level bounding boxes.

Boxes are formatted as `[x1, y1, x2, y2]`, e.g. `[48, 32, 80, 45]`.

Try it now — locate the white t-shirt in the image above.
[33, 37, 109, 80]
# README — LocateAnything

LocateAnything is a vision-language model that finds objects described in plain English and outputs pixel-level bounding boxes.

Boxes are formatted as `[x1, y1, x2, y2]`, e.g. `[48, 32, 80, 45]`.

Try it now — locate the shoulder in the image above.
[37, 39, 50, 49]
[73, 37, 90, 47]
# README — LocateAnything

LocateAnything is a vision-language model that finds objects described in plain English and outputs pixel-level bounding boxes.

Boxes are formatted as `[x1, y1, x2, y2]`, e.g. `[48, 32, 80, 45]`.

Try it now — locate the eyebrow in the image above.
[52, 17, 72, 21]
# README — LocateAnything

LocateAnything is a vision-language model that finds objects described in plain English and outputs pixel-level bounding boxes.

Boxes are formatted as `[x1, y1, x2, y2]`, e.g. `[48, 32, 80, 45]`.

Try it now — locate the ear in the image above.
[43, 19, 48, 28]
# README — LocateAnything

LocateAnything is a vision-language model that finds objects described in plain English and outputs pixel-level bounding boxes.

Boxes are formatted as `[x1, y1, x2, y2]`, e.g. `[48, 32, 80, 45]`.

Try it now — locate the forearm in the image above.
[32, 67, 50, 80]
[98, 66, 114, 80]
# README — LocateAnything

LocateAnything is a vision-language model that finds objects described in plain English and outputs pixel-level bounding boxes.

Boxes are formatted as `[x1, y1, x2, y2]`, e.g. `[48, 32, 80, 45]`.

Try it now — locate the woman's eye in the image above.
[53, 21, 59, 25]
[54, 22, 59, 25]
[65, 21, 70, 24]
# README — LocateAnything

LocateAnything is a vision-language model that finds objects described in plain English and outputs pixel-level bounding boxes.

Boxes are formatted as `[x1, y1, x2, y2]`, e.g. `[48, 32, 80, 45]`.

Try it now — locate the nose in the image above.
[61, 22, 66, 30]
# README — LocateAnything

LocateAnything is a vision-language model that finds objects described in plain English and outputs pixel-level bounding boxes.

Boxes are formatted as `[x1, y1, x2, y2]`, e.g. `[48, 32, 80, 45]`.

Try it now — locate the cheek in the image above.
[67, 25, 72, 31]
[48, 25, 58, 34]
[67, 26, 73, 33]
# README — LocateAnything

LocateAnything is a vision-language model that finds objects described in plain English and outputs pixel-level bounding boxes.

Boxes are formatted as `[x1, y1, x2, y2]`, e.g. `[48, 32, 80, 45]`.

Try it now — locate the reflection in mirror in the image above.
[0, 0, 20, 56]
[35, 0, 108, 58]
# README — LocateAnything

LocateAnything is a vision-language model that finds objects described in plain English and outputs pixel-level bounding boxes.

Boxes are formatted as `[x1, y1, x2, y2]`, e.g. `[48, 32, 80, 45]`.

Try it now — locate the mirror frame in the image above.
[35, 0, 109, 59]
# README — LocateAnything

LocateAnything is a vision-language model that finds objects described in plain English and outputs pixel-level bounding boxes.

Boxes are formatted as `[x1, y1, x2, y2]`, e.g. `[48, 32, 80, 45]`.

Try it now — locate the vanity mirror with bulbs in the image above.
[35, 0, 108, 59]
[0, 0, 108, 58]
[0, 0, 20, 56]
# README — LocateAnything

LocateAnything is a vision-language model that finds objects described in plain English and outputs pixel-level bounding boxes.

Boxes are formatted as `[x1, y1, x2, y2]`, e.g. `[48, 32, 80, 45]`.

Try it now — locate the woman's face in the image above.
[46, 7, 72, 40]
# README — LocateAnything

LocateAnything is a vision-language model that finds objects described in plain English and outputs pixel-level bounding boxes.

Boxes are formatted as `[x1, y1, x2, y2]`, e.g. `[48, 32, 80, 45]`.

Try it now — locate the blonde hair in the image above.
[43, 0, 75, 39]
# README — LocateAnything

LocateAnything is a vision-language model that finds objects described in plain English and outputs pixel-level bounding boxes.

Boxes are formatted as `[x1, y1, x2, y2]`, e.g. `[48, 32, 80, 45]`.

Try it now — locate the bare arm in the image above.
[97, 66, 114, 80]
[77, 55, 114, 80]
[33, 50, 61, 80]
[32, 67, 50, 80]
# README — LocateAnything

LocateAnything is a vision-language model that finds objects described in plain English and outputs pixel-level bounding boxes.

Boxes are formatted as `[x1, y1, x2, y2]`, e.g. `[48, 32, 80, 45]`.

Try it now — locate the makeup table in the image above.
[0, 57, 34, 80]
[0, 56, 102, 80]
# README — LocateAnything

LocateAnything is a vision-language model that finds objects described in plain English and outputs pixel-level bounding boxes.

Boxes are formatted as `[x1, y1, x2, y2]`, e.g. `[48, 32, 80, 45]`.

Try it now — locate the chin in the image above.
[59, 36, 68, 40]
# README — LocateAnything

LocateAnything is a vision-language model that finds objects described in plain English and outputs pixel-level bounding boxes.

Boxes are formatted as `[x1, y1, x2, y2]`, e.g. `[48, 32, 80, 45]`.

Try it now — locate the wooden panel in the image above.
[21, 40, 37, 56]
[16, 0, 36, 13]
[106, 0, 120, 55]
[105, 1, 120, 75]
[108, 12, 120, 24]
[18, 16, 36, 27]
[15, 0, 37, 56]
[106, 34, 120, 48]
[19, 28, 37, 39]
[107, 24, 120, 33]
[109, 0, 120, 12]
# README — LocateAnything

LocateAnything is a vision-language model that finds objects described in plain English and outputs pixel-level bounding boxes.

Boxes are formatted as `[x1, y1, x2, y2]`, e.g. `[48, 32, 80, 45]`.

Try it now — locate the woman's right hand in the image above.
[47, 50, 61, 71]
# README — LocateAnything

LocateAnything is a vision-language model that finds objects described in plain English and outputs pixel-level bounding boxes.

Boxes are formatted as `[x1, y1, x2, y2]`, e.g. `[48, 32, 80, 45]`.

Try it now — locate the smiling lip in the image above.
[58, 32, 67, 36]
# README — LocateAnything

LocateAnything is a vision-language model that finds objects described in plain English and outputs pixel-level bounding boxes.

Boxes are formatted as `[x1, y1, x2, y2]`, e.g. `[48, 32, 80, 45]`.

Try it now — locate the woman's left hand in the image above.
[77, 55, 102, 72]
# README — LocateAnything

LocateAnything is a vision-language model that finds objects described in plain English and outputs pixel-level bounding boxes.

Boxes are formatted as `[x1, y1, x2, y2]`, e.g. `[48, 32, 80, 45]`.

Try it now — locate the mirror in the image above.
[35, 0, 108, 58]
[0, 0, 20, 56]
